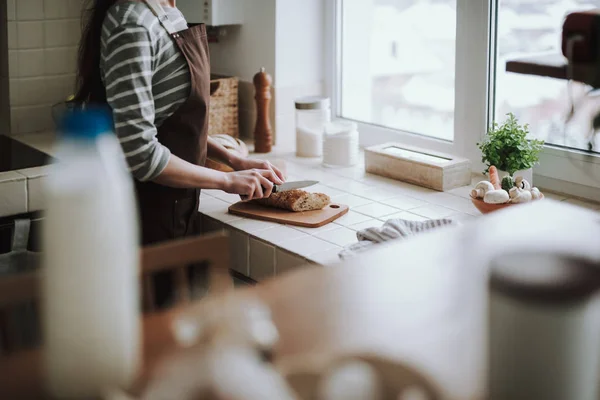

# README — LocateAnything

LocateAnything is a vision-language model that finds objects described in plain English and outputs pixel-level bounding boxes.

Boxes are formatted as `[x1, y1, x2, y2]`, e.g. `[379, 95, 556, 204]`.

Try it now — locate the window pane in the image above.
[495, 0, 600, 153]
[340, 0, 457, 141]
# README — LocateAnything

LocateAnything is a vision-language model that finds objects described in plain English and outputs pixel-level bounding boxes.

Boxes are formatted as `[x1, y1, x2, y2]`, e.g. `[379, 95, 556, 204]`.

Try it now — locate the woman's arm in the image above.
[153, 154, 283, 200]
[206, 136, 286, 181]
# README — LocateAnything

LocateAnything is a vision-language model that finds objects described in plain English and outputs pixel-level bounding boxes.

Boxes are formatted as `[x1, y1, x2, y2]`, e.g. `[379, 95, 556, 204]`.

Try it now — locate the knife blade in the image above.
[273, 180, 319, 193]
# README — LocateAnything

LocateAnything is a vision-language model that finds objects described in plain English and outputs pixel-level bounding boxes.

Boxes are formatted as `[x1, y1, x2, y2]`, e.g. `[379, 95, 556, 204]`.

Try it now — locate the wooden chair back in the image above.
[0, 232, 232, 355]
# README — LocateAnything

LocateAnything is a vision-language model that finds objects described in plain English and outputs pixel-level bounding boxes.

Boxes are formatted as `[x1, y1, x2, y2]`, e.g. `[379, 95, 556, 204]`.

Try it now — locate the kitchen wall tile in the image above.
[352, 202, 399, 219]
[278, 235, 337, 257]
[8, 51, 19, 78]
[275, 249, 307, 276]
[13, 105, 54, 134]
[7, 22, 17, 49]
[10, 110, 19, 134]
[17, 0, 45, 21]
[0, 172, 28, 217]
[314, 226, 357, 247]
[44, 47, 77, 75]
[307, 248, 343, 266]
[17, 22, 45, 49]
[44, 0, 70, 19]
[44, 19, 80, 47]
[16, 77, 49, 106]
[249, 238, 275, 281]
[227, 228, 249, 275]
[67, 0, 84, 18]
[9, 80, 18, 106]
[17, 49, 45, 77]
[253, 225, 308, 245]
[7, 0, 16, 21]
[46, 74, 75, 102]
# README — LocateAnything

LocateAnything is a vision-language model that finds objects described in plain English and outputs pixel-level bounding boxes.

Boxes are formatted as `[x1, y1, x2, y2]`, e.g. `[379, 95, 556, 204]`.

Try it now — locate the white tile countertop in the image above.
[199, 149, 600, 281]
[6, 132, 600, 283]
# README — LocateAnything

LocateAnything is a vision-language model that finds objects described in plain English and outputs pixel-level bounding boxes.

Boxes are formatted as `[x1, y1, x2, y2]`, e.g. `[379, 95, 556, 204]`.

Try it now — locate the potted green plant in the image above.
[477, 112, 544, 184]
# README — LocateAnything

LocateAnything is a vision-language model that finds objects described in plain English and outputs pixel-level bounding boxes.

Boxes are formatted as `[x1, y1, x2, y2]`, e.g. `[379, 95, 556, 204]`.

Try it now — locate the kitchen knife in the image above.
[239, 180, 319, 201]
[273, 180, 319, 193]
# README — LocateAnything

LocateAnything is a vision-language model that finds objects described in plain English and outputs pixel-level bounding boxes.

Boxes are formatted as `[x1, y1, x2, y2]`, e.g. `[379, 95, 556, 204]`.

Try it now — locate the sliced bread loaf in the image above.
[254, 190, 331, 212]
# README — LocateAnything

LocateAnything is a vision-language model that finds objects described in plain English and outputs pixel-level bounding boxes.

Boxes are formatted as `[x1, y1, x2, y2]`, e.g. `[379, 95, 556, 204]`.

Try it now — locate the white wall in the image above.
[6, 0, 82, 135]
[207, 0, 326, 149]
[208, 0, 277, 82]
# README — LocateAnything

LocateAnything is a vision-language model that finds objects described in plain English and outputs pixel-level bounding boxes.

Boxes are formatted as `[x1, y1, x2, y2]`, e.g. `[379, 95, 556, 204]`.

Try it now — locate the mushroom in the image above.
[514, 176, 531, 190]
[530, 187, 543, 200]
[483, 189, 510, 204]
[509, 187, 532, 203]
[471, 181, 495, 199]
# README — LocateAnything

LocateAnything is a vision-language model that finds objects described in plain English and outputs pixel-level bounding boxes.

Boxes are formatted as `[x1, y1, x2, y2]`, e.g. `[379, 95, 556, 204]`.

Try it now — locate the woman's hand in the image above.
[222, 169, 284, 201]
[230, 157, 286, 183]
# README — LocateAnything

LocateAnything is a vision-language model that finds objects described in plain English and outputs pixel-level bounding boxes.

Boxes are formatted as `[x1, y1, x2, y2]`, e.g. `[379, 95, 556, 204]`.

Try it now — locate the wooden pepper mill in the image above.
[253, 67, 273, 153]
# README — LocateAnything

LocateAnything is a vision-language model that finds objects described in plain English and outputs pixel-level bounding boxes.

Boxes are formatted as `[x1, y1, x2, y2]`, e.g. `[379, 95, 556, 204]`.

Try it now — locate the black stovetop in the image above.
[0, 135, 52, 173]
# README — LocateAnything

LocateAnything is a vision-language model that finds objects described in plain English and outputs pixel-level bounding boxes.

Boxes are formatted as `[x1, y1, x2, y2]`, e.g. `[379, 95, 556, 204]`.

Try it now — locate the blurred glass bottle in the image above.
[42, 107, 140, 398]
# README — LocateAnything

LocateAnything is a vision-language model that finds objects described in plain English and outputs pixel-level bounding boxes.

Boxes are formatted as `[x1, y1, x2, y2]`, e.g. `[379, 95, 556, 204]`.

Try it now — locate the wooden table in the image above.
[2, 200, 600, 400]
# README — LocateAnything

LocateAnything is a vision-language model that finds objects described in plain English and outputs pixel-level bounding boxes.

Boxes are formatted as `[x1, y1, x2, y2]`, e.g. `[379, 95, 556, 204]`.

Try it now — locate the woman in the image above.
[76, 0, 284, 303]
[76, 0, 284, 245]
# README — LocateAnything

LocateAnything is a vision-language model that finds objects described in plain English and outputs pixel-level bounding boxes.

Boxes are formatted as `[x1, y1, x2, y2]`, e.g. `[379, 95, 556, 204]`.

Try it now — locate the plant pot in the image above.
[498, 168, 533, 185]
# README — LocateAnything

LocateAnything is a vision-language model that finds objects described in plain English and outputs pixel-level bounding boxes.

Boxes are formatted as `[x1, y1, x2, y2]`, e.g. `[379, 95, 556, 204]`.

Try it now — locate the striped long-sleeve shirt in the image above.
[100, 2, 191, 181]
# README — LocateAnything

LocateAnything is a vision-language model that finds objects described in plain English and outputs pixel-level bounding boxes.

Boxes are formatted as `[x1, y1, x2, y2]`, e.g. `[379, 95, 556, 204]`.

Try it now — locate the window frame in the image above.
[326, 0, 600, 199]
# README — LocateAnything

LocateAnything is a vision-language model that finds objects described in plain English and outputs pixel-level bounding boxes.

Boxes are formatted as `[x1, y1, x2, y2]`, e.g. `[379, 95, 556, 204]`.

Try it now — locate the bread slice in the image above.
[253, 189, 330, 212]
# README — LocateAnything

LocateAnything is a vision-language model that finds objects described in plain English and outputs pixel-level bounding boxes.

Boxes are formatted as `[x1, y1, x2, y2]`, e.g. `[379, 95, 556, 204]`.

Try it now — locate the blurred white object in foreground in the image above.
[42, 108, 140, 398]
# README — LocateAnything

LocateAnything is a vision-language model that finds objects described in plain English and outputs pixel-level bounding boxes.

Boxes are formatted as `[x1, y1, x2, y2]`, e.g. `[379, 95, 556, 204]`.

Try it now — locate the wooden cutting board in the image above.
[228, 201, 349, 228]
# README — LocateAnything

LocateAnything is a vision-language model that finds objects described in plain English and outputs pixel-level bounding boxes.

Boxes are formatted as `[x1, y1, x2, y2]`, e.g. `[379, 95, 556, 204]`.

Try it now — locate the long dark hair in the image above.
[75, 0, 119, 104]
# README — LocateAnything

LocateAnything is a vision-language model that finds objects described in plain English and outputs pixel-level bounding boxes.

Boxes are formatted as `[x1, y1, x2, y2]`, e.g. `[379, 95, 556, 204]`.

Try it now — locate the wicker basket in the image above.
[209, 74, 239, 138]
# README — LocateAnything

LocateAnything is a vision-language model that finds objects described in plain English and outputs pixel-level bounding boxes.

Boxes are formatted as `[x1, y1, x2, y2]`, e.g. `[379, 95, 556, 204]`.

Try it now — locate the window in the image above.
[495, 0, 600, 153]
[339, 0, 456, 141]
[329, 0, 600, 196]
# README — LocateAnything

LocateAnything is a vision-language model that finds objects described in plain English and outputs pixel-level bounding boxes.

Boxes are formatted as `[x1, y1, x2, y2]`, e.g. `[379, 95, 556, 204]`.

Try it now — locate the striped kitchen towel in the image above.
[339, 218, 459, 259]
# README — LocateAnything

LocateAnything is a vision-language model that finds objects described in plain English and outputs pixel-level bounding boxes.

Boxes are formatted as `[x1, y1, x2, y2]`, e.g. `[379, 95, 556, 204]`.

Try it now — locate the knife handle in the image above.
[239, 185, 278, 201]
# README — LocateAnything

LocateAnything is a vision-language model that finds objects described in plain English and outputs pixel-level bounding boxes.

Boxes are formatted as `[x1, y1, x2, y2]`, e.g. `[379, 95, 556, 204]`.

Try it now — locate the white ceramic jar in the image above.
[323, 120, 359, 167]
[295, 96, 331, 157]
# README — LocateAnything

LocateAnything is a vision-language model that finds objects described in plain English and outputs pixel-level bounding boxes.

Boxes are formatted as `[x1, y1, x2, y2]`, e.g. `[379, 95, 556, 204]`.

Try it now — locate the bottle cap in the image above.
[60, 107, 113, 140]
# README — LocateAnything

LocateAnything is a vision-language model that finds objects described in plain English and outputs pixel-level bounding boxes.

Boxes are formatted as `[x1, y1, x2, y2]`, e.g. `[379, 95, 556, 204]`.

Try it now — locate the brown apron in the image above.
[136, 0, 210, 246]
[134, 0, 211, 305]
